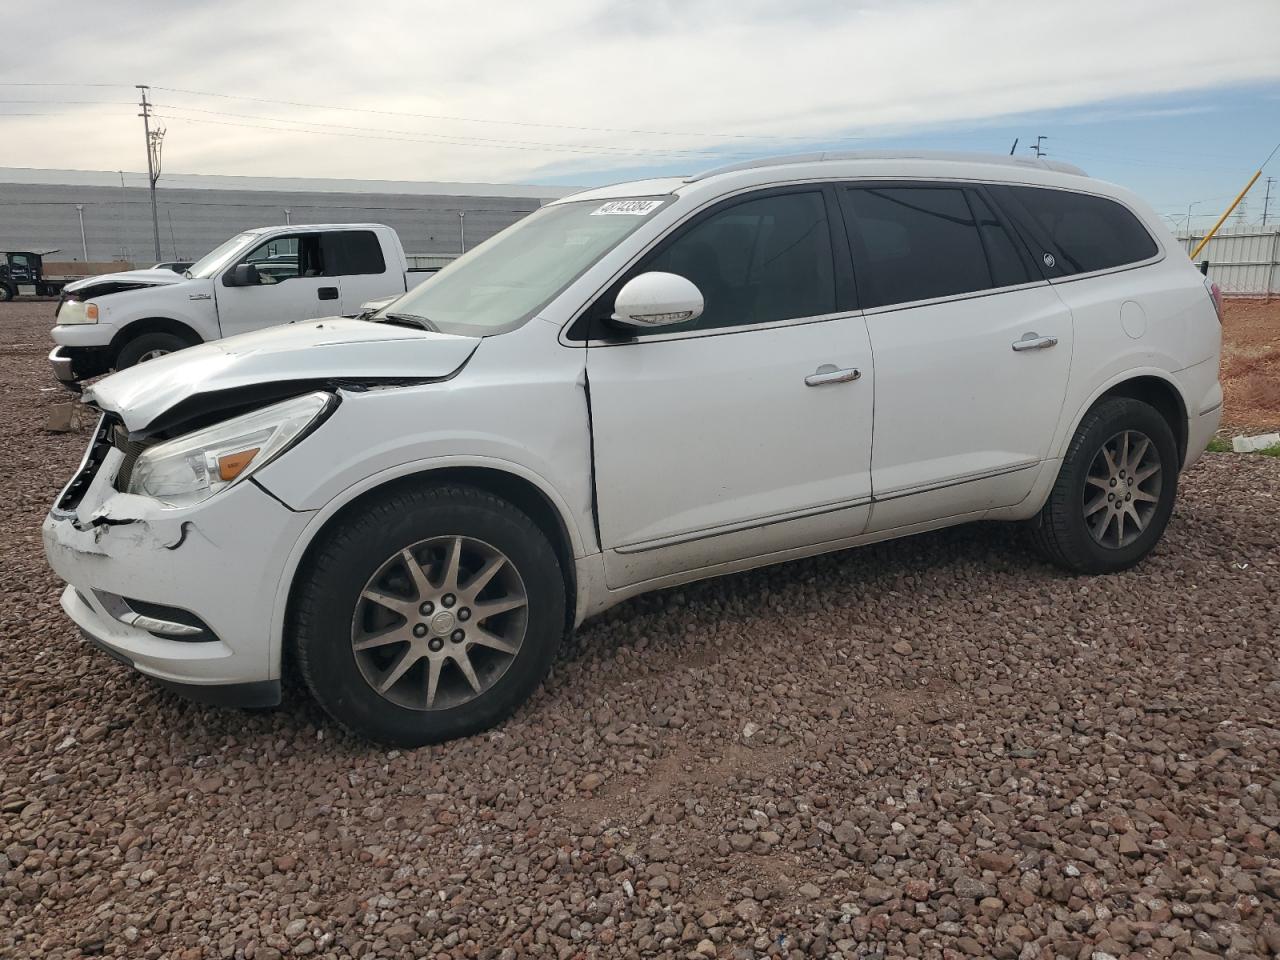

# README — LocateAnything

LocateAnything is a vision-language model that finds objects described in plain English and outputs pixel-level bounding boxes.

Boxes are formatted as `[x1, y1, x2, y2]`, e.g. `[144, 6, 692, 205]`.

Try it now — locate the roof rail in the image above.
[684, 150, 1088, 182]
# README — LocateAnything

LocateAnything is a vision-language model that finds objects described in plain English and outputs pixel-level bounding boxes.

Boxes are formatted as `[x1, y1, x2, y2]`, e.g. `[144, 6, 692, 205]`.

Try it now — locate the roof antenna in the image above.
[1009, 138, 1019, 156]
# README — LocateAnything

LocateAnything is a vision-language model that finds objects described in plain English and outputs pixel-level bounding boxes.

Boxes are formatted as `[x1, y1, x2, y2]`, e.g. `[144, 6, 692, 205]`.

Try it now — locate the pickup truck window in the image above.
[322, 230, 387, 276]
[380, 197, 669, 336]
[241, 234, 324, 283]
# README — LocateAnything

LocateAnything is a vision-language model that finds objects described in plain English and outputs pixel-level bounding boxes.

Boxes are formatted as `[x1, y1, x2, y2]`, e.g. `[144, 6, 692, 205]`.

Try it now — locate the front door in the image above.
[214, 233, 340, 337]
[838, 183, 1074, 531]
[586, 187, 875, 588]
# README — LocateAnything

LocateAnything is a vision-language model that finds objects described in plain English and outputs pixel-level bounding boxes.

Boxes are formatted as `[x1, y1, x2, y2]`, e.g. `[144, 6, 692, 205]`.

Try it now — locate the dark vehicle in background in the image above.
[2, 252, 64, 300]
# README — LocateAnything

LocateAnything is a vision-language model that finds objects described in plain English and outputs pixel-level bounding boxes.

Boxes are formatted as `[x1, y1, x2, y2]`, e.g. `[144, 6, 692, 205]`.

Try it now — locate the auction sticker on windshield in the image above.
[591, 199, 664, 216]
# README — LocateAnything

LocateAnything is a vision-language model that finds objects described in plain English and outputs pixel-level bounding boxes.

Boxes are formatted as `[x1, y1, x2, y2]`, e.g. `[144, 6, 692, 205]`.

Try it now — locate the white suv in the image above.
[43, 152, 1223, 746]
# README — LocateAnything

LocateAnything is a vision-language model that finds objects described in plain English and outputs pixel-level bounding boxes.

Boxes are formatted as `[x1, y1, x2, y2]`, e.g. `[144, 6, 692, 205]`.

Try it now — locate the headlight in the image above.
[58, 300, 99, 324]
[126, 392, 335, 507]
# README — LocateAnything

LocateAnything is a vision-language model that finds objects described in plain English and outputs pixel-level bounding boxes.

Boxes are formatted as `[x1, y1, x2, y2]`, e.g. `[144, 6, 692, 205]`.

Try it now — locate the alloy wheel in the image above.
[1082, 429, 1163, 549]
[136, 348, 171, 363]
[351, 535, 528, 711]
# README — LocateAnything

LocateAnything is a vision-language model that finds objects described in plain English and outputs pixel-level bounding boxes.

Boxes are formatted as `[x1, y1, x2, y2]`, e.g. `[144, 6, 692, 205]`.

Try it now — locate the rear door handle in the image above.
[1012, 333, 1058, 352]
[805, 364, 861, 387]
[318, 286, 339, 301]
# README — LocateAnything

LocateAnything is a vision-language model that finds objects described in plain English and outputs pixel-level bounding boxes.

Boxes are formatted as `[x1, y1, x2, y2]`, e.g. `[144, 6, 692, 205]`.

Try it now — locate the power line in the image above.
[0, 98, 136, 106]
[152, 103, 739, 158]
[154, 112, 748, 161]
[149, 84, 855, 143]
[0, 81, 131, 88]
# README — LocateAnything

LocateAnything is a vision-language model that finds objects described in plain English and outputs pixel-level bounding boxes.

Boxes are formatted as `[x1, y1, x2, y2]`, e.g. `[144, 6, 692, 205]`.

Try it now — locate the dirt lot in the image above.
[1, 299, 1278, 960]
[1221, 299, 1280, 434]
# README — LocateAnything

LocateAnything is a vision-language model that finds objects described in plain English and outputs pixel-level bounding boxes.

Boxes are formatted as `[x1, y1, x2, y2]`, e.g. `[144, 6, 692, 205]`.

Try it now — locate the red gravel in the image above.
[1, 300, 1278, 960]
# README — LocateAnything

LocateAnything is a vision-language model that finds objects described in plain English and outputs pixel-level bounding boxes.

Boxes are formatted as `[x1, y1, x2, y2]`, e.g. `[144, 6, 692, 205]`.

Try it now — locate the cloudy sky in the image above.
[3, 0, 1280, 224]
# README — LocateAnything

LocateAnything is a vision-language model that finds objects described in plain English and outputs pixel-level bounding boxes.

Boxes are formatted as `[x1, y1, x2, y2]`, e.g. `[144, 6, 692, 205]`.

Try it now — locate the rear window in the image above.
[323, 230, 387, 276]
[1003, 187, 1158, 275]
[843, 186, 992, 309]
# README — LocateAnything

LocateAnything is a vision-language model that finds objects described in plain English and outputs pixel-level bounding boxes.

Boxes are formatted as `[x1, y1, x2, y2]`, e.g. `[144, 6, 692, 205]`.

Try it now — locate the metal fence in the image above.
[1177, 228, 1280, 297]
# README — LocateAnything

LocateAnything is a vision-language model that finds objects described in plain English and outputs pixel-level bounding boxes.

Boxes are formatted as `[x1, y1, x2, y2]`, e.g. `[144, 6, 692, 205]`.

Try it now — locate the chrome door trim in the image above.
[872, 459, 1041, 503]
[613, 495, 874, 555]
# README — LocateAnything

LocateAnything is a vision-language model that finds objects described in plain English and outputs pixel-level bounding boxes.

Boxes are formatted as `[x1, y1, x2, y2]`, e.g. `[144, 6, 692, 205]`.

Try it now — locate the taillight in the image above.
[1204, 278, 1223, 324]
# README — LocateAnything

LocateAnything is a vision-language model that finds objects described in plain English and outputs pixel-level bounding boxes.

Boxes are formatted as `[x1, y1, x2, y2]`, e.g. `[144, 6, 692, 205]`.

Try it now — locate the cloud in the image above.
[2, 0, 1278, 183]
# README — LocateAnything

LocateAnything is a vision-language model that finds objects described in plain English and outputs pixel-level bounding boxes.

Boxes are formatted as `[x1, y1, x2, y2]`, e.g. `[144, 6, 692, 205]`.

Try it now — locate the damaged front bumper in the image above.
[42, 431, 315, 706]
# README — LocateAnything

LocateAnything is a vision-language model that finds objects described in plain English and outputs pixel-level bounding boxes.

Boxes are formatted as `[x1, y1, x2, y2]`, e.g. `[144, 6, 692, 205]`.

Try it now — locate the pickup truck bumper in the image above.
[49, 345, 111, 386]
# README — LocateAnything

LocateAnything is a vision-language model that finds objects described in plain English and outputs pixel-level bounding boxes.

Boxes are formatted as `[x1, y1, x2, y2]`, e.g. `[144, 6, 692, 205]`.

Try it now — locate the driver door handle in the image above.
[805, 365, 861, 387]
[318, 286, 339, 301]
[1012, 333, 1058, 352]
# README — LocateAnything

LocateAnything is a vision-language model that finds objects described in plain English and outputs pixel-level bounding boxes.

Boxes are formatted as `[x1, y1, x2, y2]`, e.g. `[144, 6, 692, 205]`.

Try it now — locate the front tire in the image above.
[291, 484, 566, 747]
[115, 331, 192, 369]
[1029, 397, 1178, 574]
[0, 284, 13, 302]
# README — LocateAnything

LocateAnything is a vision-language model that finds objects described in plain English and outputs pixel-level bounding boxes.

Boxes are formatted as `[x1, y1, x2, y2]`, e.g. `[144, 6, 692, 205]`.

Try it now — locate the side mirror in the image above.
[223, 263, 261, 287]
[611, 272, 704, 329]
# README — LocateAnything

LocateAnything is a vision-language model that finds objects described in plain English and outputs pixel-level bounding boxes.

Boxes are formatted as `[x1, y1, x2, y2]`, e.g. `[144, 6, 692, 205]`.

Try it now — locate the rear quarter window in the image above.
[1003, 186, 1158, 276]
[323, 231, 388, 276]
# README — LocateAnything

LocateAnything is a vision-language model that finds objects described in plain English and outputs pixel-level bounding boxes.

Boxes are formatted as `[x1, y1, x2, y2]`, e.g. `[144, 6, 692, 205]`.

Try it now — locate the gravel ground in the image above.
[2, 299, 1279, 960]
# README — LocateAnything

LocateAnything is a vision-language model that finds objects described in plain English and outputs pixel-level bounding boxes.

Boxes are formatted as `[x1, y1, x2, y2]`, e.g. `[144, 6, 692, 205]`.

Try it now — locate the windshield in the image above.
[378, 197, 669, 335]
[186, 232, 261, 279]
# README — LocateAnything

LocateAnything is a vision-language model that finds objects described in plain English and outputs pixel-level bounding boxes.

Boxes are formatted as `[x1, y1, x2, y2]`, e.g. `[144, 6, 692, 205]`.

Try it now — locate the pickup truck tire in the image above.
[115, 331, 193, 369]
[292, 483, 567, 747]
[0, 284, 13, 302]
[1029, 397, 1178, 574]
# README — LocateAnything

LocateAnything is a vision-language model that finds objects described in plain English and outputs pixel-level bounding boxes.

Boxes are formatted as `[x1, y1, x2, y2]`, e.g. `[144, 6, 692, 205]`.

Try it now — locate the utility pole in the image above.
[459, 211, 466, 254]
[137, 85, 164, 261]
[1263, 176, 1274, 228]
[1030, 135, 1047, 158]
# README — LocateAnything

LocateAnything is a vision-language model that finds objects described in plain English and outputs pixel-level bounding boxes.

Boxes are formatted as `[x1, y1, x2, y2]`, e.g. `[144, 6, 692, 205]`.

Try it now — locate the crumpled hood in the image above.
[85, 317, 480, 434]
[64, 268, 187, 293]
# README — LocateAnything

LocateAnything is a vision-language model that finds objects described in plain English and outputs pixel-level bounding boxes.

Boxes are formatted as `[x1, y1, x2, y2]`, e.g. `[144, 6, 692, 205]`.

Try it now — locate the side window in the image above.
[322, 230, 387, 276]
[1005, 186, 1158, 275]
[240, 235, 323, 283]
[969, 191, 1032, 287]
[843, 186, 991, 309]
[634, 190, 836, 333]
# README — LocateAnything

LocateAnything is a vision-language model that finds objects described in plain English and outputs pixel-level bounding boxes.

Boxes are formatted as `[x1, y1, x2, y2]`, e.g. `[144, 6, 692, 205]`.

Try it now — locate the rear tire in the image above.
[291, 484, 566, 747]
[1029, 397, 1178, 574]
[114, 331, 192, 369]
[0, 284, 13, 302]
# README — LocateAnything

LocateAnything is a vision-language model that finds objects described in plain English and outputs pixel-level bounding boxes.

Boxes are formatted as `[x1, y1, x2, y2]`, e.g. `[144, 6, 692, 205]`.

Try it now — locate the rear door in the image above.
[838, 182, 1073, 531]
[214, 233, 339, 337]
[325, 229, 399, 315]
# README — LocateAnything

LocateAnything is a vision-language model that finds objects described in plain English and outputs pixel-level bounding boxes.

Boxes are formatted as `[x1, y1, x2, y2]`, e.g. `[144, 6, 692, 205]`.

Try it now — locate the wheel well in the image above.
[290, 467, 578, 636]
[108, 318, 202, 363]
[1097, 376, 1188, 465]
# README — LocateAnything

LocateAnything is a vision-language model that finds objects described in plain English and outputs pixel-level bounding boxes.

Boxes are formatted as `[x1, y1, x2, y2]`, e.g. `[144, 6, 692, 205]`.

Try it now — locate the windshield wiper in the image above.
[376, 312, 439, 332]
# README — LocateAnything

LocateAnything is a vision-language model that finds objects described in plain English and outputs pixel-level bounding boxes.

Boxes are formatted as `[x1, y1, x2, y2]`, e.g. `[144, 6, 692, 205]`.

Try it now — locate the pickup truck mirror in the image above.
[224, 263, 261, 287]
[611, 272, 704, 329]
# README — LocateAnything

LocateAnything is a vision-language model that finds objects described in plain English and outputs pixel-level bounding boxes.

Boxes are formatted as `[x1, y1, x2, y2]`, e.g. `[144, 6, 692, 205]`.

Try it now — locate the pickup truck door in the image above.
[214, 233, 340, 337]
[325, 230, 405, 315]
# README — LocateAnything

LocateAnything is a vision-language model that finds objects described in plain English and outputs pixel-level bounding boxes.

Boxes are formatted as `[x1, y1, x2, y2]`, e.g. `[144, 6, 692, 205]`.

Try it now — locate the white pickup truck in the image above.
[48, 223, 431, 385]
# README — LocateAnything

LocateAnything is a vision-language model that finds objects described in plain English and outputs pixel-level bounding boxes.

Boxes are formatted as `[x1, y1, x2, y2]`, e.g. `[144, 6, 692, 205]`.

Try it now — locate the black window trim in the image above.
[834, 179, 1051, 316]
[984, 183, 1165, 286]
[563, 182, 857, 346]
